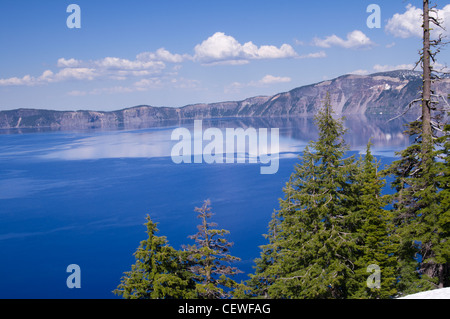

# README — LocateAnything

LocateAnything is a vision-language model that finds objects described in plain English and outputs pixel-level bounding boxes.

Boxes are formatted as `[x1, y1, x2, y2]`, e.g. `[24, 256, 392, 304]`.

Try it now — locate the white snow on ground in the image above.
[397, 288, 450, 299]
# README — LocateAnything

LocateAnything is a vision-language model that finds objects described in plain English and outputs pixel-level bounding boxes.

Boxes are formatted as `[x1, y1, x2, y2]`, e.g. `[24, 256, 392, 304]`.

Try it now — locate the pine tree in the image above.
[184, 200, 242, 299]
[251, 93, 357, 299]
[347, 143, 398, 299]
[114, 215, 196, 299]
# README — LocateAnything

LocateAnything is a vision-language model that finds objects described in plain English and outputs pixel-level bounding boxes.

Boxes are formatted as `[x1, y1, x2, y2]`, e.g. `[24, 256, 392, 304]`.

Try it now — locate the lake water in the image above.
[0, 115, 412, 299]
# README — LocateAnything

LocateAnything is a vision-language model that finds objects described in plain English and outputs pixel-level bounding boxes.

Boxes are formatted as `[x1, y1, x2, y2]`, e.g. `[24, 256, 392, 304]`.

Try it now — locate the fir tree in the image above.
[386, 119, 449, 293]
[114, 215, 196, 299]
[433, 121, 450, 287]
[252, 93, 357, 299]
[184, 200, 243, 299]
[347, 143, 398, 299]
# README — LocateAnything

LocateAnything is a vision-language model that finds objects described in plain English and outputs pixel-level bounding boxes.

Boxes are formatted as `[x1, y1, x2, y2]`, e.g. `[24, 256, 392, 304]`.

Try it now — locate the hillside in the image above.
[0, 70, 449, 130]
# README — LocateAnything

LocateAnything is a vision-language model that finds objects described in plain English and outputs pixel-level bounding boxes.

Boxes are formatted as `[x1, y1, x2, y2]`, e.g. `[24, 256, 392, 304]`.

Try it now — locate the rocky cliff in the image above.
[0, 70, 448, 130]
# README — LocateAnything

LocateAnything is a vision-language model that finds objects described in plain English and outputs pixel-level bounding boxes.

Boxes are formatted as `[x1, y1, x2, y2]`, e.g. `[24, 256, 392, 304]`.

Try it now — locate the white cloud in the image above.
[386, 4, 450, 38]
[225, 74, 291, 93]
[350, 69, 370, 76]
[386, 4, 423, 38]
[0, 33, 309, 89]
[372, 64, 415, 72]
[54, 68, 98, 81]
[352, 61, 450, 76]
[0, 55, 166, 87]
[0, 75, 33, 86]
[136, 48, 191, 63]
[349, 63, 416, 75]
[57, 58, 81, 68]
[68, 84, 148, 97]
[298, 51, 327, 59]
[67, 75, 201, 97]
[194, 32, 298, 65]
[259, 75, 292, 85]
[0, 68, 98, 86]
[94, 57, 160, 70]
[313, 30, 375, 49]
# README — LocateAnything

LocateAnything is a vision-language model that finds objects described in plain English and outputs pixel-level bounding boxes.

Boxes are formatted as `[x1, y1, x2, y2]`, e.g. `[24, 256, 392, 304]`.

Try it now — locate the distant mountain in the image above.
[0, 70, 449, 130]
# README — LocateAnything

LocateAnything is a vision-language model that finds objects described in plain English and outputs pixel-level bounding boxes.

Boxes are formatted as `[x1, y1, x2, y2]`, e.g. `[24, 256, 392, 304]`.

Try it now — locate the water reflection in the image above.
[0, 115, 413, 161]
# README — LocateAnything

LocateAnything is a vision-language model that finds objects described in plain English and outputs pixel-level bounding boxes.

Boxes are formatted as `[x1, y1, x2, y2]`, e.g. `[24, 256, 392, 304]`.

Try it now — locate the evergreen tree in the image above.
[347, 143, 398, 299]
[433, 121, 450, 287]
[252, 94, 357, 299]
[385, 119, 449, 293]
[184, 200, 243, 299]
[383, 0, 449, 294]
[114, 215, 196, 299]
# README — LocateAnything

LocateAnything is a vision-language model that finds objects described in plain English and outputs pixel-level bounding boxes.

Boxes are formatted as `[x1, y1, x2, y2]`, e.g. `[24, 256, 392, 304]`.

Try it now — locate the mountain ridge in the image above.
[1, 70, 449, 130]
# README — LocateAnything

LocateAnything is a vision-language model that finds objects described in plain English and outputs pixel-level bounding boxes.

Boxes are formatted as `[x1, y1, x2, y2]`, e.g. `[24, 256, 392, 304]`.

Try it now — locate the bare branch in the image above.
[388, 98, 422, 122]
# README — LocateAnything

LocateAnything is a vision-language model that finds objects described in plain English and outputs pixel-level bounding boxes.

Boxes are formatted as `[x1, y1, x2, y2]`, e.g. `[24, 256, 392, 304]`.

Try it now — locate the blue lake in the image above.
[0, 116, 412, 299]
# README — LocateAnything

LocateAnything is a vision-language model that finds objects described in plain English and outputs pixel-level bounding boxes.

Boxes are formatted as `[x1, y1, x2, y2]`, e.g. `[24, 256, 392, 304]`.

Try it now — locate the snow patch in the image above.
[397, 288, 450, 299]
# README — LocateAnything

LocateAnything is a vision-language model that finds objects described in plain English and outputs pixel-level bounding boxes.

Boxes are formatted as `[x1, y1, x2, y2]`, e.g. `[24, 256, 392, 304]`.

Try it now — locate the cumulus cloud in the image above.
[194, 32, 298, 65]
[0, 53, 168, 86]
[313, 30, 375, 49]
[0, 33, 303, 89]
[386, 4, 423, 38]
[94, 57, 160, 70]
[386, 4, 450, 38]
[0, 68, 98, 86]
[136, 48, 192, 63]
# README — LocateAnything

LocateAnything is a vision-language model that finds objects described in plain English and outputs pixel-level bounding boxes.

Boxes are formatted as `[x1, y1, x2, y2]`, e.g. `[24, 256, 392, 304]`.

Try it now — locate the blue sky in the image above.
[0, 0, 449, 111]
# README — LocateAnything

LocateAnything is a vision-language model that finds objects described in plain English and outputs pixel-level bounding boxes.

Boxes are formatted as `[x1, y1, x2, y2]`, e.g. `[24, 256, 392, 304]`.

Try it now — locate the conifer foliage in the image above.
[250, 95, 401, 299]
[348, 143, 398, 298]
[113, 215, 196, 299]
[114, 201, 242, 299]
[252, 94, 355, 298]
[184, 200, 242, 299]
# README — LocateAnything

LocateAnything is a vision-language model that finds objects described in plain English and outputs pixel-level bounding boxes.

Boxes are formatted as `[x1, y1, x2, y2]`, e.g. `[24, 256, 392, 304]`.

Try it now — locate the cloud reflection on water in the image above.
[34, 116, 411, 161]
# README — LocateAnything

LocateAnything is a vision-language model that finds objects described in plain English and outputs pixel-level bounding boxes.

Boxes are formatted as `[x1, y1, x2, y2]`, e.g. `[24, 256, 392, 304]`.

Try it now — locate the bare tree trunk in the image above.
[422, 0, 433, 157]
[420, 0, 445, 289]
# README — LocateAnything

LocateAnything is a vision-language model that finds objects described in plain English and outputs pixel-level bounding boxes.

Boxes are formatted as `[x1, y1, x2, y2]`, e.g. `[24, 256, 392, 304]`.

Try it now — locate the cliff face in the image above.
[0, 70, 449, 130]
